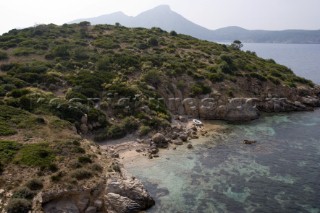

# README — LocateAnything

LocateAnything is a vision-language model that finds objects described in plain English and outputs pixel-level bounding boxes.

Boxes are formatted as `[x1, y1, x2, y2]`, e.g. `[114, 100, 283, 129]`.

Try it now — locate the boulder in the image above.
[179, 133, 188, 142]
[105, 193, 140, 213]
[187, 144, 193, 149]
[105, 169, 155, 212]
[152, 133, 167, 148]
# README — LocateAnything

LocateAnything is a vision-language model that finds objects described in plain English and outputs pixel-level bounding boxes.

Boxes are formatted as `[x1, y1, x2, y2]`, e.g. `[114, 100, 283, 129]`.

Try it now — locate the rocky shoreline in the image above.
[97, 93, 320, 212]
[29, 94, 320, 213]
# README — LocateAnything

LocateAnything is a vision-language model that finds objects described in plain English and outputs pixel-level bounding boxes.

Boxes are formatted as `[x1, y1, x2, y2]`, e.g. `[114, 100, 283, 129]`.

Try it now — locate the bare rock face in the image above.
[300, 96, 320, 107]
[224, 98, 260, 121]
[105, 168, 155, 213]
[105, 193, 140, 213]
[199, 98, 260, 121]
[258, 98, 308, 112]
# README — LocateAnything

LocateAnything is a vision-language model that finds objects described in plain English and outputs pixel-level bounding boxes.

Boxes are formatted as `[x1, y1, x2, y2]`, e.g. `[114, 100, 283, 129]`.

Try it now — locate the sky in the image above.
[1, 0, 320, 34]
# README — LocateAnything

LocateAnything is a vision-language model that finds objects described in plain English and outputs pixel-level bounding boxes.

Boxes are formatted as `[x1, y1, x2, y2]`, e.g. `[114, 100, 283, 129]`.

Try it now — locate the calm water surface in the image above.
[243, 43, 320, 84]
[124, 110, 320, 213]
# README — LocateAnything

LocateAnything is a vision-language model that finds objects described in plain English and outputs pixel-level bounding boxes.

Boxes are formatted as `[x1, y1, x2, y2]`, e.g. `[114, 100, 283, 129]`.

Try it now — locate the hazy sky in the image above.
[1, 0, 320, 34]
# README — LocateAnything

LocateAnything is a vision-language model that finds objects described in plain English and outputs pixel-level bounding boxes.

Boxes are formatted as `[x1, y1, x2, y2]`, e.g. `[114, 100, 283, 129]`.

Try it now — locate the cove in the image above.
[123, 110, 320, 213]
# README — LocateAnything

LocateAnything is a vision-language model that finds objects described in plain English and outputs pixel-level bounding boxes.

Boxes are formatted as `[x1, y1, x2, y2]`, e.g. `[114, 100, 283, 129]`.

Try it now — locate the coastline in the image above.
[100, 120, 227, 164]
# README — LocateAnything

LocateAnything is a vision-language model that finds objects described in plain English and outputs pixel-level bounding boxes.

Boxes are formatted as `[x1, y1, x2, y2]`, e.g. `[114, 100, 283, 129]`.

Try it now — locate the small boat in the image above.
[192, 119, 203, 126]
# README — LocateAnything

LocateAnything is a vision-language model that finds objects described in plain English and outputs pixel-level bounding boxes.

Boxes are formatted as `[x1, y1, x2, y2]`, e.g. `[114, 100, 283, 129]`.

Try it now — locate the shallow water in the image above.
[124, 110, 320, 213]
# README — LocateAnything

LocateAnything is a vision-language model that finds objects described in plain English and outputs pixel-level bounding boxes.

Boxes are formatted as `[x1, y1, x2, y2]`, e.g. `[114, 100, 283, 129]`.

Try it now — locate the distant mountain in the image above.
[70, 5, 320, 44]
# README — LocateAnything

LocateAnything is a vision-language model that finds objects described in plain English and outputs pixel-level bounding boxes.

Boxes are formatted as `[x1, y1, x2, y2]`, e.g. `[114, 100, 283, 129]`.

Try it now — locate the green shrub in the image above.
[122, 116, 139, 133]
[71, 168, 93, 180]
[107, 124, 126, 139]
[190, 82, 211, 96]
[12, 48, 35, 56]
[0, 162, 3, 174]
[0, 51, 8, 60]
[286, 81, 297, 88]
[78, 156, 92, 164]
[248, 72, 267, 81]
[51, 172, 64, 182]
[0, 141, 20, 163]
[26, 179, 43, 191]
[48, 163, 59, 172]
[6, 198, 31, 213]
[73, 48, 90, 60]
[51, 45, 70, 59]
[91, 163, 103, 172]
[0, 121, 17, 136]
[293, 76, 314, 87]
[14, 143, 55, 168]
[267, 76, 281, 85]
[170, 31, 177, 36]
[143, 69, 161, 87]
[92, 37, 120, 49]
[220, 54, 233, 65]
[12, 187, 36, 200]
[148, 37, 159, 46]
[9, 89, 30, 98]
[138, 125, 151, 136]
[207, 73, 224, 82]
[218, 61, 233, 74]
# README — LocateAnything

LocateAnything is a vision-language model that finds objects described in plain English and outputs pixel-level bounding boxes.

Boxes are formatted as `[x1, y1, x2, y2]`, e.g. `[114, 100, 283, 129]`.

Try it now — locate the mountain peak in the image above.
[152, 5, 171, 11]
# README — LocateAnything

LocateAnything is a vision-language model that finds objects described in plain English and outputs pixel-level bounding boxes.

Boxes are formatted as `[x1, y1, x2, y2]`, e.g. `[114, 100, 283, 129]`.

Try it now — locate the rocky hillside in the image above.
[0, 22, 319, 212]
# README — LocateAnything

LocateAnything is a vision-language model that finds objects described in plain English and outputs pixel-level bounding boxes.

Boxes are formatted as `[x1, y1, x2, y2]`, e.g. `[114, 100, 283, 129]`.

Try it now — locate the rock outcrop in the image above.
[32, 164, 154, 213]
[35, 181, 105, 213]
[199, 98, 260, 121]
[105, 167, 155, 213]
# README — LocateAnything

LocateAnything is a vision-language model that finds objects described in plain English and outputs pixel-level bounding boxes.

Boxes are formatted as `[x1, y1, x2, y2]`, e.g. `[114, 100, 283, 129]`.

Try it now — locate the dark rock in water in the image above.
[243, 140, 257, 144]
[187, 144, 193, 149]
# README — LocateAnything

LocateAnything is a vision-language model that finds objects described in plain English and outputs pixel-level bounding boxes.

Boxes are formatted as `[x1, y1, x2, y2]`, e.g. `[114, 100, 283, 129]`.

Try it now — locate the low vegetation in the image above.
[0, 22, 316, 211]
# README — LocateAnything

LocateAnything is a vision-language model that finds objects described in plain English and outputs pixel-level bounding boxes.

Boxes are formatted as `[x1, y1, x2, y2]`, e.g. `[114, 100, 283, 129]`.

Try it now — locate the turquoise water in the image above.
[124, 110, 320, 213]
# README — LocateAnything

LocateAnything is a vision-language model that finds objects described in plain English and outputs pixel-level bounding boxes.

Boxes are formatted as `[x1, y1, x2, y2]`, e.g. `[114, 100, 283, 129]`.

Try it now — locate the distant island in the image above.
[70, 5, 320, 44]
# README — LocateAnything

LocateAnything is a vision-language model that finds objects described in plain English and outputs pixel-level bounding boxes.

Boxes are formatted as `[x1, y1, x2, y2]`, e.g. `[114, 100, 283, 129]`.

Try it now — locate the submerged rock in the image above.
[243, 140, 257, 145]
[187, 144, 193, 149]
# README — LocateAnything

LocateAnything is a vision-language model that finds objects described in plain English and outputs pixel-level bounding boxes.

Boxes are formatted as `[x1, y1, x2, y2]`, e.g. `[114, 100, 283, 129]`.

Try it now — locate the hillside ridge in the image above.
[0, 23, 320, 212]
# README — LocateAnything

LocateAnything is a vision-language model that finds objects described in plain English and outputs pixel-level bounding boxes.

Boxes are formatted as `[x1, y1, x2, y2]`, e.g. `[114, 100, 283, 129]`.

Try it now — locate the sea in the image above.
[123, 44, 320, 213]
[242, 43, 320, 84]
